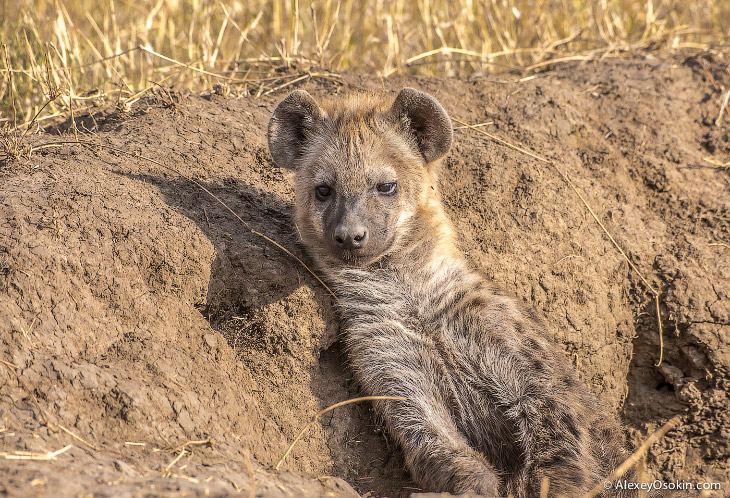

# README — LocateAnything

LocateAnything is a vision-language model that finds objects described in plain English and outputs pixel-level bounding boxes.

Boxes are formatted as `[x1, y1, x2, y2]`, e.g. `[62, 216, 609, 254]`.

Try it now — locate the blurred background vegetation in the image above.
[1, 0, 729, 125]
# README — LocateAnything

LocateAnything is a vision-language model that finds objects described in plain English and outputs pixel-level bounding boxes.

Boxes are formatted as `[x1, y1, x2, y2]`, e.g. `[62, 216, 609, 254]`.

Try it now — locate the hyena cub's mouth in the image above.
[333, 249, 380, 266]
[331, 236, 399, 267]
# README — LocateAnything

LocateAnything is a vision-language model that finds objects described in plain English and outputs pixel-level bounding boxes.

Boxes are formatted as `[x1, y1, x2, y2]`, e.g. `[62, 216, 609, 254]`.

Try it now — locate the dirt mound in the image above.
[1, 53, 728, 497]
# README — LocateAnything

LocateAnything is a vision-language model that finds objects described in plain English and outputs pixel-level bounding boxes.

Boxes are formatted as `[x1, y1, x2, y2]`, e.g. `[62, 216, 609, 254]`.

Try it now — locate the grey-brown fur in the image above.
[267, 88, 639, 497]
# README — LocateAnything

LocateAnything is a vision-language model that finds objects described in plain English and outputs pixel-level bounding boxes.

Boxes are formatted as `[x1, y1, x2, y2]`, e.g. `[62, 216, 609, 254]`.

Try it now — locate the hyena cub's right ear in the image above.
[267, 90, 324, 169]
[390, 88, 453, 164]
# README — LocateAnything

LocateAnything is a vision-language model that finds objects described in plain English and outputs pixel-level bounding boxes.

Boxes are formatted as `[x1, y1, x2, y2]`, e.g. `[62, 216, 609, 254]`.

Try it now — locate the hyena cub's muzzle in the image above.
[331, 199, 369, 251]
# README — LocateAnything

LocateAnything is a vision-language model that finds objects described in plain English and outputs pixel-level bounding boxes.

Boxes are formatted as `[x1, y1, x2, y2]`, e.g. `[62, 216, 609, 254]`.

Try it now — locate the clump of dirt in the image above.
[1, 53, 728, 496]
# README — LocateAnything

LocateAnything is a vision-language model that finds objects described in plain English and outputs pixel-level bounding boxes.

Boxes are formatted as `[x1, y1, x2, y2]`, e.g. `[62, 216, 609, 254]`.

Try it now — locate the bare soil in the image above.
[1, 53, 729, 497]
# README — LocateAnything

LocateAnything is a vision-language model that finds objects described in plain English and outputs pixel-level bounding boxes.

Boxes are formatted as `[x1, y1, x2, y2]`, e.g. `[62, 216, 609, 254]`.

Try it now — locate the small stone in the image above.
[113, 459, 136, 475]
[658, 363, 683, 386]
[204, 334, 217, 350]
[76, 364, 100, 389]
[51, 360, 78, 382]
[177, 409, 195, 433]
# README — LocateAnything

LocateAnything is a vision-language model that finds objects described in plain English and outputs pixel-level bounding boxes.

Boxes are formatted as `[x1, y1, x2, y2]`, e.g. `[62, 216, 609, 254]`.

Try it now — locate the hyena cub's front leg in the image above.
[348, 330, 500, 497]
[386, 398, 499, 496]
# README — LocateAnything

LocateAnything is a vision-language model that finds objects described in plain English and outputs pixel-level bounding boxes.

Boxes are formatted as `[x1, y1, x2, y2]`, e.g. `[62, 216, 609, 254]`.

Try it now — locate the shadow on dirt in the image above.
[623, 290, 694, 475]
[119, 172, 304, 307]
[624, 295, 685, 419]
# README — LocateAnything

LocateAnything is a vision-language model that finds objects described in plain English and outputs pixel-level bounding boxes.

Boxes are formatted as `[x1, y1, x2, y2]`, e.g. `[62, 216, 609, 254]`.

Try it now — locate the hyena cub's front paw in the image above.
[450, 455, 500, 497]
[422, 450, 500, 497]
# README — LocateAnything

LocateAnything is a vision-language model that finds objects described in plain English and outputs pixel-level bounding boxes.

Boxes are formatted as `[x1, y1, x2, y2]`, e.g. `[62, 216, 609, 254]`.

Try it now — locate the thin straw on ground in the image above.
[1, 444, 73, 461]
[275, 396, 406, 471]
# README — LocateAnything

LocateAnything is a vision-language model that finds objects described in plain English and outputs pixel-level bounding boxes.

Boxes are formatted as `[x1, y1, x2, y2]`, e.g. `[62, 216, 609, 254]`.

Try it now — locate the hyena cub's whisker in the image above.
[266, 88, 670, 497]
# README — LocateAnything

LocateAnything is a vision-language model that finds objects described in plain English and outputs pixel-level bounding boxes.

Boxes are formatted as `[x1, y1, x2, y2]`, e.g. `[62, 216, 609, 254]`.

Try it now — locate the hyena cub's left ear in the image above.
[267, 90, 324, 169]
[390, 88, 453, 164]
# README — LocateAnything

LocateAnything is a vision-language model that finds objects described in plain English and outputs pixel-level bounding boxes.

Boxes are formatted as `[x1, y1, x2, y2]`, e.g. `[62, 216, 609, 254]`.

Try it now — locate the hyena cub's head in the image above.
[267, 88, 452, 268]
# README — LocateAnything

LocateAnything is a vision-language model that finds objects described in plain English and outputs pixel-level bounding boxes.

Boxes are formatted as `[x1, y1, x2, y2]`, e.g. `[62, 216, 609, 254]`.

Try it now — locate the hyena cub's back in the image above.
[267, 88, 636, 497]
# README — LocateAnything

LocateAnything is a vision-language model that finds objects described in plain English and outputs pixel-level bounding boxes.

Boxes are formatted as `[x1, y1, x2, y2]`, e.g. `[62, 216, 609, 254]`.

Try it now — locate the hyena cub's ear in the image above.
[267, 90, 324, 169]
[390, 88, 453, 164]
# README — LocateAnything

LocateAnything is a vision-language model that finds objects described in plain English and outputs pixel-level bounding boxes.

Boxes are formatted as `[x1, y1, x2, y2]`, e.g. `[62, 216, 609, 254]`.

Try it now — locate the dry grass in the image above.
[1, 444, 73, 461]
[1, 0, 729, 125]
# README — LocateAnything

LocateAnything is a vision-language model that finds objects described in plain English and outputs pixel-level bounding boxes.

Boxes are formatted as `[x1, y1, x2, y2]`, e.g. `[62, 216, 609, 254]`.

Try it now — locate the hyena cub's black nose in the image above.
[334, 224, 369, 250]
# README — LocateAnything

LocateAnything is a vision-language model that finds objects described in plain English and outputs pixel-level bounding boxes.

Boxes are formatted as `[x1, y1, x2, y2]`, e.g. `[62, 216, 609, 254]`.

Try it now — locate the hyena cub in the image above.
[267, 89, 632, 497]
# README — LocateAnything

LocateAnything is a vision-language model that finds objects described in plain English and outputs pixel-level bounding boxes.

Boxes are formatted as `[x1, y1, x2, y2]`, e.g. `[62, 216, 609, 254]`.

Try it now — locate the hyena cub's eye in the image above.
[376, 182, 397, 195]
[315, 185, 332, 201]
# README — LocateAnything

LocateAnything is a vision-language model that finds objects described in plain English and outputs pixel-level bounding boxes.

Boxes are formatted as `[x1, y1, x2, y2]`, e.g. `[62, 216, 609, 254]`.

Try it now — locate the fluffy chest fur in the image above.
[330, 258, 558, 461]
